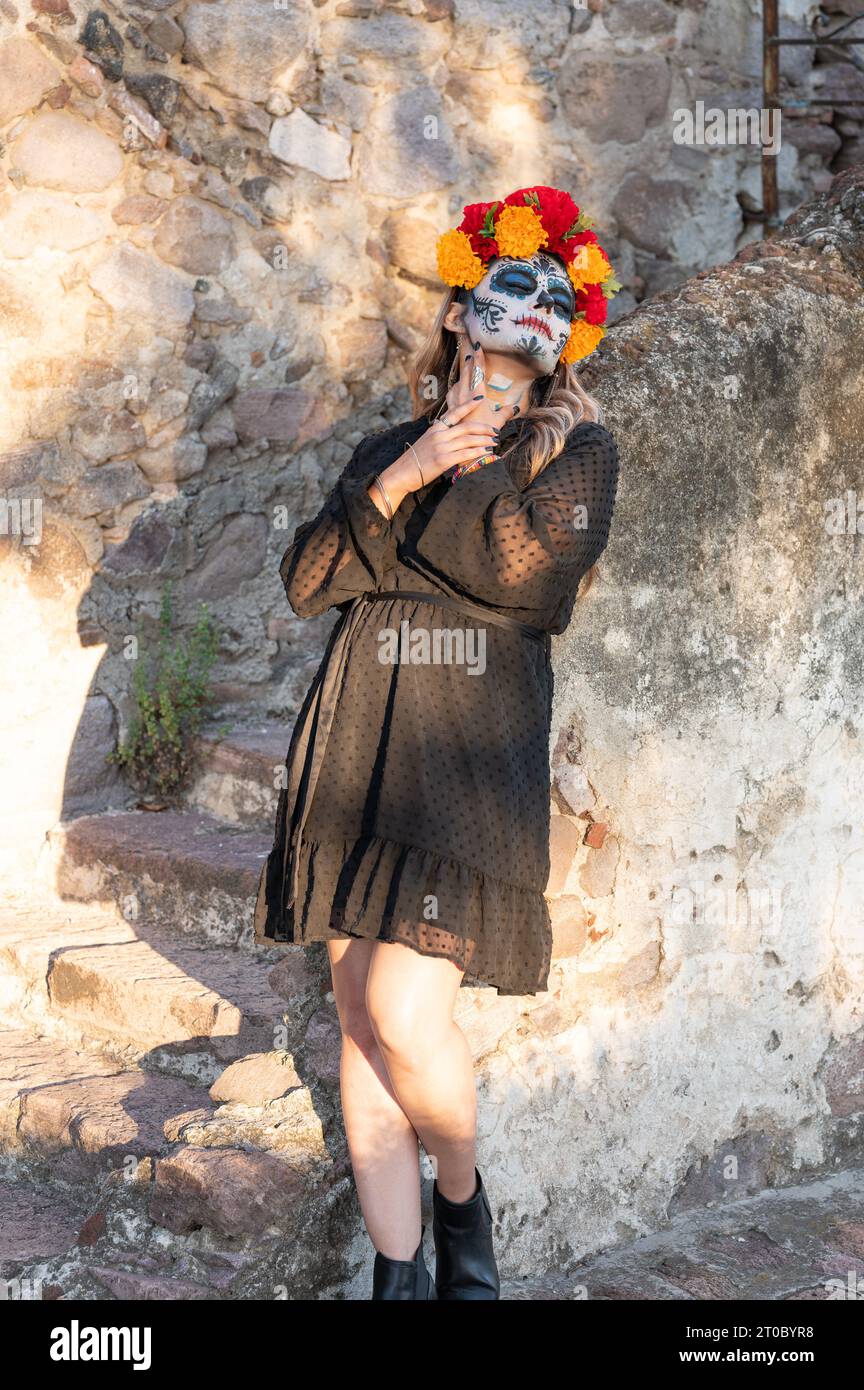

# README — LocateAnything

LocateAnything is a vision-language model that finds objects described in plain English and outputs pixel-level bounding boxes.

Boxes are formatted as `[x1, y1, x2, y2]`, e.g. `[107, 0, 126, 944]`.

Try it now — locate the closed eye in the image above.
[549, 279, 575, 316]
[491, 265, 539, 297]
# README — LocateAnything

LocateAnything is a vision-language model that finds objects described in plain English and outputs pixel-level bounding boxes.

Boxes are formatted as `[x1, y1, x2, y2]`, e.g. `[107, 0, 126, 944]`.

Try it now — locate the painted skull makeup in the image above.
[460, 252, 575, 375]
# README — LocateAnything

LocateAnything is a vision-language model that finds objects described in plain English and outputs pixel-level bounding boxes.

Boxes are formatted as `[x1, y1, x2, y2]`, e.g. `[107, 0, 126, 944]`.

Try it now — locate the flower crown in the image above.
[435, 185, 621, 365]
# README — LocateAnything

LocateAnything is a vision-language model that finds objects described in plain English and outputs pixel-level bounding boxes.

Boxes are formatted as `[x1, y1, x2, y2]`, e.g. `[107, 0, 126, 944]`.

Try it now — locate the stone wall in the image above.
[1, 0, 860, 868]
[0, 0, 863, 1286]
[522, 167, 864, 1255]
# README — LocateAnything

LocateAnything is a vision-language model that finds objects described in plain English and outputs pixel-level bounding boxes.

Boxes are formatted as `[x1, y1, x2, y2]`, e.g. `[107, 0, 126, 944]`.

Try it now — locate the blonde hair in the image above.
[407, 281, 606, 596]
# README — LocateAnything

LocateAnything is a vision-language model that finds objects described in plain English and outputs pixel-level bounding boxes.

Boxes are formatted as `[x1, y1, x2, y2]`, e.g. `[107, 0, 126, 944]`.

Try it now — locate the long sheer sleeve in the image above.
[415, 422, 620, 612]
[280, 433, 395, 617]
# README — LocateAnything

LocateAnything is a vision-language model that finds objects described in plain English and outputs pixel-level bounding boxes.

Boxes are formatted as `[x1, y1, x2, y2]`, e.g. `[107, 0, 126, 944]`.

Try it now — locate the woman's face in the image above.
[460, 251, 575, 375]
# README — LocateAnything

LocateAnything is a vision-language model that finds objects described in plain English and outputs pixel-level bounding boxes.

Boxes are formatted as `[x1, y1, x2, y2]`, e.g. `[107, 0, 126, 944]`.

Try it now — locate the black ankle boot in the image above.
[432, 1167, 500, 1300]
[371, 1224, 437, 1300]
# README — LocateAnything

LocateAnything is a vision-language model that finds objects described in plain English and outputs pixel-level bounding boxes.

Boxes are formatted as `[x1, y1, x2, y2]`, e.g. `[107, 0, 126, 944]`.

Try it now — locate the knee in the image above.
[333, 998, 378, 1057]
[365, 995, 431, 1069]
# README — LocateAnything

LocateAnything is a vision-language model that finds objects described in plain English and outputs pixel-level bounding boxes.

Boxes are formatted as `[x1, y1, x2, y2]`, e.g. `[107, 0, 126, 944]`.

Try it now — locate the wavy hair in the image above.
[407, 275, 606, 596]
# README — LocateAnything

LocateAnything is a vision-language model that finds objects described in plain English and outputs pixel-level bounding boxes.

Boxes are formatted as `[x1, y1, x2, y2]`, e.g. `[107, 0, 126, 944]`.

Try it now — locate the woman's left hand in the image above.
[444, 333, 519, 435]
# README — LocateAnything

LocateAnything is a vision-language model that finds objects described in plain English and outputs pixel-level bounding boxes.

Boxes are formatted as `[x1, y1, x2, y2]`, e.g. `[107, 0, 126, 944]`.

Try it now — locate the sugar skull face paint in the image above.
[460, 252, 575, 375]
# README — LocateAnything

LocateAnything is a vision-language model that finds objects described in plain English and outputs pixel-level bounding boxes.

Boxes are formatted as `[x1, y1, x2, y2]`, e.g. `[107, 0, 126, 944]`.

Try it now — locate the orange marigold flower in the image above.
[435, 229, 486, 289]
[494, 204, 548, 260]
[567, 244, 612, 291]
[561, 318, 605, 365]
[504, 186, 580, 250]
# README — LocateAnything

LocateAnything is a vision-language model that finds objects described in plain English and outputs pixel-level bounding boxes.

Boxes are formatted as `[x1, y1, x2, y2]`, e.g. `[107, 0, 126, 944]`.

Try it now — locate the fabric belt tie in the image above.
[282, 588, 549, 911]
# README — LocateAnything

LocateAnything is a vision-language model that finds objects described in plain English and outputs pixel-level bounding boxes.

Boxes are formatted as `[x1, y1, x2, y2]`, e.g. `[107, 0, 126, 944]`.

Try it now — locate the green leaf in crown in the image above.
[479, 202, 501, 239]
[561, 211, 594, 240]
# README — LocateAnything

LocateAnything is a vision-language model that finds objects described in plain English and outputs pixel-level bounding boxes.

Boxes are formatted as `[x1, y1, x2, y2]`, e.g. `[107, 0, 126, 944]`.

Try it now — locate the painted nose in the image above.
[534, 288, 555, 313]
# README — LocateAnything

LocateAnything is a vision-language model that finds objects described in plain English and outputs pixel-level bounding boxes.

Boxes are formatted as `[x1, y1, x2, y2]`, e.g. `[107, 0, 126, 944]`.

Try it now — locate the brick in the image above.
[584, 821, 609, 849]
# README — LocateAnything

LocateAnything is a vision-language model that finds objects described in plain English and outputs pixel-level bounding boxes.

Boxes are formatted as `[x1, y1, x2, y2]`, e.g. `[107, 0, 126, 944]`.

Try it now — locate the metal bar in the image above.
[762, 0, 780, 234]
[814, 14, 864, 39]
[766, 36, 864, 46]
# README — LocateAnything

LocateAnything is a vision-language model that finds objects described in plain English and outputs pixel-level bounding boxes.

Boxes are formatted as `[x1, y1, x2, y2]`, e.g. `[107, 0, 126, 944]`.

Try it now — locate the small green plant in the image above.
[109, 584, 221, 803]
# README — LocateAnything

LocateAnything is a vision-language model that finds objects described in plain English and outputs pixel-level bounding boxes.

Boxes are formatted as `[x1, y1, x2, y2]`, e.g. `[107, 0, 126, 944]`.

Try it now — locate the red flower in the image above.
[577, 282, 608, 326]
[504, 186, 581, 261]
[458, 201, 500, 262]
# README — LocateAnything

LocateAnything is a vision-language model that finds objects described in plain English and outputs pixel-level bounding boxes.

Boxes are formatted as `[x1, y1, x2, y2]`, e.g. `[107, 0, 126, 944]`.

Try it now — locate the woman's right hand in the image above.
[370, 397, 500, 515]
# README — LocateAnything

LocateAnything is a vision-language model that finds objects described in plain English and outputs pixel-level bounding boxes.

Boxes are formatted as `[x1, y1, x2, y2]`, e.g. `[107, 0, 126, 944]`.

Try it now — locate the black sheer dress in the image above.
[254, 412, 620, 996]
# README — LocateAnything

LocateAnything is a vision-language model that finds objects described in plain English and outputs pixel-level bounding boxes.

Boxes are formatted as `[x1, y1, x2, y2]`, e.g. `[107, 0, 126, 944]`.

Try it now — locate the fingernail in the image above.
[473, 394, 483, 400]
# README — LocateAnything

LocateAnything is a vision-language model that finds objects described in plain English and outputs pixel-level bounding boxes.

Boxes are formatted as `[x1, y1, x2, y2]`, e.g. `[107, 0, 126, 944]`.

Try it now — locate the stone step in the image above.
[40, 808, 272, 948]
[188, 723, 289, 829]
[0, 1028, 212, 1183]
[3, 1142, 356, 1300]
[0, 1176, 90, 1291]
[0, 1045, 346, 1298]
[501, 1166, 864, 1302]
[0, 1010, 354, 1298]
[0, 896, 311, 1085]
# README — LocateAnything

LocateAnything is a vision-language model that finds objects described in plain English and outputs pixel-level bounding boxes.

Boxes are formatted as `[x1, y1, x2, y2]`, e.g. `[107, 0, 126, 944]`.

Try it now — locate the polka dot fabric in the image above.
[254, 414, 620, 995]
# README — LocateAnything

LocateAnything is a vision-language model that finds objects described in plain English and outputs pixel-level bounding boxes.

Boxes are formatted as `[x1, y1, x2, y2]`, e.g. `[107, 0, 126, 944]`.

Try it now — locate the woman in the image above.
[255, 186, 621, 1300]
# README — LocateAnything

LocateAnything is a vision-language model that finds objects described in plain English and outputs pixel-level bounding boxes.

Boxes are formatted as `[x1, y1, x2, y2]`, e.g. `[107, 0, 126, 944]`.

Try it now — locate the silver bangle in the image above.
[407, 440, 425, 488]
[372, 474, 393, 521]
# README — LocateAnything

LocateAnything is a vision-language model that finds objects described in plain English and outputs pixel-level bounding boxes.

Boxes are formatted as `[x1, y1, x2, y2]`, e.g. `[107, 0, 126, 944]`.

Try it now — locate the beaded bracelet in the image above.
[448, 451, 497, 485]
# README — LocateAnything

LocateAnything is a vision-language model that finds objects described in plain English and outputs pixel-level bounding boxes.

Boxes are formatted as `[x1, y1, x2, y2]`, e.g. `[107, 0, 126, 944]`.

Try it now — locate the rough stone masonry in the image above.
[0, 0, 856, 862]
[0, 0, 862, 1283]
[493, 166, 864, 1265]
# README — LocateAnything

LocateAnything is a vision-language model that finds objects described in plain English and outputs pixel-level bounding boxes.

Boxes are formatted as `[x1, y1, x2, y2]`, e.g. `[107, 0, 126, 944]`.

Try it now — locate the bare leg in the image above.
[365, 939, 478, 1204]
[326, 936, 424, 1261]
